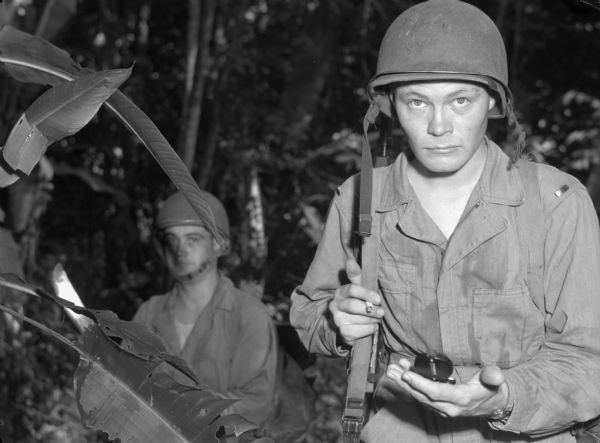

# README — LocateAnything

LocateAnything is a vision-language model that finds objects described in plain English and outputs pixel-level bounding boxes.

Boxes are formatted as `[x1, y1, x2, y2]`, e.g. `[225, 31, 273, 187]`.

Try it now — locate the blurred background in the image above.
[0, 0, 599, 441]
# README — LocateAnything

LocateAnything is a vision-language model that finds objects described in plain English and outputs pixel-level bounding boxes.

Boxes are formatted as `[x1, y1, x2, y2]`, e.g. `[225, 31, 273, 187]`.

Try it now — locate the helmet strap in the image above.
[172, 258, 214, 282]
[506, 99, 526, 162]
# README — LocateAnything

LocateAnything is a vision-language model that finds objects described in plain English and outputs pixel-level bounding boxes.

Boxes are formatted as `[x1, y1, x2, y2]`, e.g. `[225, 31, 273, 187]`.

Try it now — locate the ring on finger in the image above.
[365, 301, 373, 314]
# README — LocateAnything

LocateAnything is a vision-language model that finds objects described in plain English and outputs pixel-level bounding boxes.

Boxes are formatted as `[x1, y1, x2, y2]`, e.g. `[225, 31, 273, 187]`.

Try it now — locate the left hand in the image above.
[385, 358, 509, 418]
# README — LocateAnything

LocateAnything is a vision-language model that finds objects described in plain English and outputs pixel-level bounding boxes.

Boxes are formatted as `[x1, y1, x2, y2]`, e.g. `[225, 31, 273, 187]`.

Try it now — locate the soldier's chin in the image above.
[172, 260, 212, 280]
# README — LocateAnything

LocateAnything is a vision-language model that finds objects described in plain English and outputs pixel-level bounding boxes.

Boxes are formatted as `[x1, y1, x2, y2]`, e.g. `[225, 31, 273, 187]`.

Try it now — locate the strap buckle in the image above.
[357, 214, 372, 237]
[341, 414, 364, 443]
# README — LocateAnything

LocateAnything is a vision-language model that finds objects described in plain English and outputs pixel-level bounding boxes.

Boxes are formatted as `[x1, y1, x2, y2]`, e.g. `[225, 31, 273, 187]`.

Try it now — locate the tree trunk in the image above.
[177, 0, 218, 171]
[270, 2, 339, 151]
[195, 115, 220, 189]
[178, 0, 201, 167]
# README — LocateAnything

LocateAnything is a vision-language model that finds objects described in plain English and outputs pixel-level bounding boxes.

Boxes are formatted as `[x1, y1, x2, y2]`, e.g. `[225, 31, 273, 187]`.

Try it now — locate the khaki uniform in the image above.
[291, 141, 600, 442]
[133, 274, 278, 426]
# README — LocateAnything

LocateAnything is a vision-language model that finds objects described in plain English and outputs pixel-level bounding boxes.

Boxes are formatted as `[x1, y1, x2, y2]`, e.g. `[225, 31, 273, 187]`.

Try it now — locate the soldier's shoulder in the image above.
[529, 161, 587, 210]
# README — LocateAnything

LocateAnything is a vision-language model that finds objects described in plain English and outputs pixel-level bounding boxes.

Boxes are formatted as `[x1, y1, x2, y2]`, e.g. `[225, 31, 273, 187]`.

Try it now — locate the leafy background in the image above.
[0, 0, 599, 442]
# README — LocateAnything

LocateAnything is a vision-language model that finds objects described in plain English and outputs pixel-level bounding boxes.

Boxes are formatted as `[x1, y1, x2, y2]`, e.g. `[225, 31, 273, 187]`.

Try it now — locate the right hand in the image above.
[328, 257, 384, 346]
[385, 359, 509, 419]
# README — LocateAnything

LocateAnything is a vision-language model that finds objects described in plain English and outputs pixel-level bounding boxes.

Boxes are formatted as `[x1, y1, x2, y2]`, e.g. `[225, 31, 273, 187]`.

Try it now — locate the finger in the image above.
[346, 281, 382, 306]
[378, 370, 415, 402]
[397, 357, 412, 372]
[386, 365, 439, 406]
[401, 370, 449, 401]
[479, 366, 505, 388]
[386, 365, 411, 391]
[336, 310, 382, 325]
[386, 363, 408, 381]
[339, 323, 380, 343]
[336, 297, 384, 317]
[345, 257, 362, 286]
[334, 283, 382, 308]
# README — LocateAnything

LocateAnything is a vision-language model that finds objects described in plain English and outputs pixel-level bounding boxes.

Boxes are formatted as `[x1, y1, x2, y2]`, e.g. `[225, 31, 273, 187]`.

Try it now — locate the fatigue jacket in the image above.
[290, 140, 600, 442]
[133, 274, 278, 427]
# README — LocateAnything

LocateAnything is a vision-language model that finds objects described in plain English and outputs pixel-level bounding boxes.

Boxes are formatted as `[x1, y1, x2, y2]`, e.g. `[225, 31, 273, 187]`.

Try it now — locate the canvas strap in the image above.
[342, 113, 385, 441]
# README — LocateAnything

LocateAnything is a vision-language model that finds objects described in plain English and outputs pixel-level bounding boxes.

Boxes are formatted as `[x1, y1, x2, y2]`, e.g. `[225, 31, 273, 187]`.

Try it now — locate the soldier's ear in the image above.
[488, 94, 497, 112]
[213, 238, 224, 257]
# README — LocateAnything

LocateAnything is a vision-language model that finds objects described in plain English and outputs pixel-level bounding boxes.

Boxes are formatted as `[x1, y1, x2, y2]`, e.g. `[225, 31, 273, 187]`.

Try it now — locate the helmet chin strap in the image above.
[172, 258, 214, 282]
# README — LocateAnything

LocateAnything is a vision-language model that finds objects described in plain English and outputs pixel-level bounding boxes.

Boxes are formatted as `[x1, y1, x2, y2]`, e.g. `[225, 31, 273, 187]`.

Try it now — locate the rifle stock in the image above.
[342, 322, 388, 441]
[342, 335, 373, 442]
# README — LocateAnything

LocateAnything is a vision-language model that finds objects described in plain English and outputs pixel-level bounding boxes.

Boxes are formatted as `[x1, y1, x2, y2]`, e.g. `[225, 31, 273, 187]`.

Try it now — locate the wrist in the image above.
[488, 382, 513, 424]
[335, 331, 351, 351]
[488, 403, 513, 423]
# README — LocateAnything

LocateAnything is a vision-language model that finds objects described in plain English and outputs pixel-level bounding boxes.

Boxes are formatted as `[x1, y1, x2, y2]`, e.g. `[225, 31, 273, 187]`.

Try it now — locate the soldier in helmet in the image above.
[290, 1, 600, 441]
[131, 190, 278, 429]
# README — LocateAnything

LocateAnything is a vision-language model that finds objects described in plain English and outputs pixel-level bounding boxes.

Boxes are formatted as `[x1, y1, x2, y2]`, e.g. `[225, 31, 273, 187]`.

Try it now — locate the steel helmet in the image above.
[357, 0, 523, 237]
[156, 190, 230, 253]
[368, 0, 511, 119]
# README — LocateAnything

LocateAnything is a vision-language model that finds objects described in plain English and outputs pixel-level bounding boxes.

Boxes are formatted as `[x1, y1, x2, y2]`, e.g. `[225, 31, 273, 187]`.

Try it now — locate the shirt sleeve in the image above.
[220, 300, 278, 427]
[495, 185, 600, 436]
[290, 182, 356, 357]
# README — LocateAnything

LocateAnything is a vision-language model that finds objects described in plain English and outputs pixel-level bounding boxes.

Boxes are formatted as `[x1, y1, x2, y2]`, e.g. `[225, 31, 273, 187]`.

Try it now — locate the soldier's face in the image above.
[163, 225, 220, 278]
[392, 81, 495, 175]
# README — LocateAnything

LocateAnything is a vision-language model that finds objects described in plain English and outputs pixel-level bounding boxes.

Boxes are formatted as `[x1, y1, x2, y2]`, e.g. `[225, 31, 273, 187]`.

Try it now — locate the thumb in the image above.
[479, 366, 505, 388]
[345, 257, 362, 285]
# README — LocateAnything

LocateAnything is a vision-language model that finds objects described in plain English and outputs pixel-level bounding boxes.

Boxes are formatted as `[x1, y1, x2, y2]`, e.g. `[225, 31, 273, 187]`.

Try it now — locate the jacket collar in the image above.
[376, 137, 524, 212]
[161, 272, 235, 316]
[205, 272, 235, 312]
[475, 139, 524, 206]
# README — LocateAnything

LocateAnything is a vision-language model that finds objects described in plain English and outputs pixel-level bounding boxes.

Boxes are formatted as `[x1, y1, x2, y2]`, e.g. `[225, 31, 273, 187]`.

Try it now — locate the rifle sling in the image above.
[342, 122, 382, 441]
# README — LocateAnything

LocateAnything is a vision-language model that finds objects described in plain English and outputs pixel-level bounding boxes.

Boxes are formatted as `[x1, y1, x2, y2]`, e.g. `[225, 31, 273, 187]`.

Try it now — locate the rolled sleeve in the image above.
[290, 180, 357, 357]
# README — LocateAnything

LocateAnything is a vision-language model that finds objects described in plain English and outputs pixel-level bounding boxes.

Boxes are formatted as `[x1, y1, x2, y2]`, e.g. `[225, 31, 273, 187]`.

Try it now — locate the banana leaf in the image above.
[0, 24, 223, 248]
[0, 67, 131, 186]
[0, 23, 87, 86]
[0, 273, 259, 442]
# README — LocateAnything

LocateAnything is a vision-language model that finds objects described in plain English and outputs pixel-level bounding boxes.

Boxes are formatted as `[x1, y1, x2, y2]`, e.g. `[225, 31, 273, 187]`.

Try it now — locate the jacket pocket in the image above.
[378, 260, 417, 345]
[473, 286, 544, 367]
